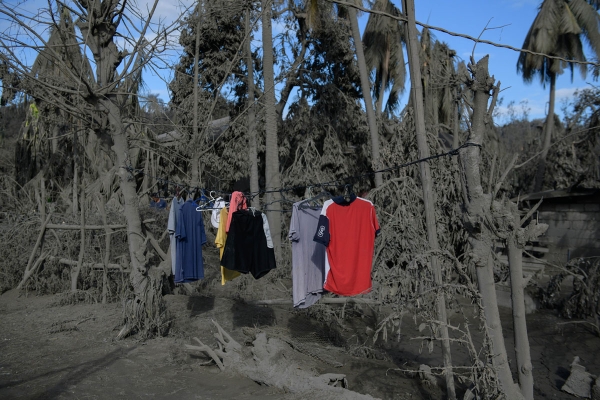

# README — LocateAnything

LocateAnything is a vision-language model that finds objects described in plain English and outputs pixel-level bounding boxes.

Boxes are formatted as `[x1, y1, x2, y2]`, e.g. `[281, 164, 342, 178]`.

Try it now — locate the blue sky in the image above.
[262, 0, 595, 124]
[399, 0, 593, 123]
[1, 0, 596, 124]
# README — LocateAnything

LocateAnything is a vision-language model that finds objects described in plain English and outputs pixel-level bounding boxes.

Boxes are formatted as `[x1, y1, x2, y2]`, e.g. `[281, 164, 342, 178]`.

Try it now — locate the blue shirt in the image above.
[175, 200, 207, 283]
[150, 198, 167, 209]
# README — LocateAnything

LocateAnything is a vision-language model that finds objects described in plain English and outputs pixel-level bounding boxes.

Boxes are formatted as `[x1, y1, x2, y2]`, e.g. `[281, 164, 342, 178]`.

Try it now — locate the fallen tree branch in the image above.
[46, 218, 156, 230]
[185, 337, 226, 371]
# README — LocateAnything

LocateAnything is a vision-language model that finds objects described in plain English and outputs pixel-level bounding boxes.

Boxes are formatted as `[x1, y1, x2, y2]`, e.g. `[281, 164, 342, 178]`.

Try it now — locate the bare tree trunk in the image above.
[348, 6, 382, 187]
[73, 129, 78, 216]
[533, 73, 555, 192]
[452, 89, 465, 203]
[51, 125, 59, 154]
[98, 194, 112, 304]
[191, 13, 201, 188]
[507, 236, 534, 400]
[141, 148, 150, 203]
[103, 98, 148, 303]
[262, 0, 282, 257]
[402, 1, 455, 398]
[246, 8, 260, 209]
[459, 56, 523, 399]
[72, 180, 85, 292]
[40, 175, 46, 221]
[453, 89, 460, 151]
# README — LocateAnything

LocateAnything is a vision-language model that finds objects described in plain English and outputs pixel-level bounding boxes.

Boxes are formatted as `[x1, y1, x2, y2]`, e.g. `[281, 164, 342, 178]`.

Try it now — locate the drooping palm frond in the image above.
[569, 0, 600, 56]
[305, 0, 320, 30]
[432, 41, 457, 125]
[517, 0, 600, 85]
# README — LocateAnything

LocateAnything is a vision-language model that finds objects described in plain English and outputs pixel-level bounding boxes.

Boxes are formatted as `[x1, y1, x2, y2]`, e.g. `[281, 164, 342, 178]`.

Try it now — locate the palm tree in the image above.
[348, 3, 382, 187]
[517, 0, 600, 192]
[305, 0, 382, 186]
[362, 0, 406, 117]
[262, 0, 282, 258]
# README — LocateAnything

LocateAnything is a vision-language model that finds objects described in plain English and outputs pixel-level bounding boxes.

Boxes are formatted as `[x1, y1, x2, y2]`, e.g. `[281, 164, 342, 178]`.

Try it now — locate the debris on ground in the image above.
[562, 356, 596, 398]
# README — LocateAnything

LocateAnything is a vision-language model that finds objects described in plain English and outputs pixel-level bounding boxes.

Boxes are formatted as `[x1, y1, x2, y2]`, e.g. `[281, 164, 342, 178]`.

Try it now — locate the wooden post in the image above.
[402, 1, 456, 397]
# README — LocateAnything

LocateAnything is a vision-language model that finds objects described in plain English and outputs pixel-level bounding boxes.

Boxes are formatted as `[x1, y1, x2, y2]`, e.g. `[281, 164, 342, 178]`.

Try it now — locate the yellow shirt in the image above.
[215, 207, 240, 285]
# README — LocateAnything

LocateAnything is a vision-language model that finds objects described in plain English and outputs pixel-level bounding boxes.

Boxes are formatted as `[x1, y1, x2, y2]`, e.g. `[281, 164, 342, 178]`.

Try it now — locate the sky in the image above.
[0, 0, 596, 124]
[140, 0, 595, 124]
[399, 0, 593, 123]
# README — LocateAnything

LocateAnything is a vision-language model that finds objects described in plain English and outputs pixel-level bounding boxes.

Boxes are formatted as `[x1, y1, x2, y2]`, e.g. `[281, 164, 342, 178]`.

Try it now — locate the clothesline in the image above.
[123, 141, 481, 200]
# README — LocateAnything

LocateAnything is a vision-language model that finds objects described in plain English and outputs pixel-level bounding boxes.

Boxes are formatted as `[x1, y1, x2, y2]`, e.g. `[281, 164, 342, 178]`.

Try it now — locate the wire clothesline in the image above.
[123, 141, 481, 203]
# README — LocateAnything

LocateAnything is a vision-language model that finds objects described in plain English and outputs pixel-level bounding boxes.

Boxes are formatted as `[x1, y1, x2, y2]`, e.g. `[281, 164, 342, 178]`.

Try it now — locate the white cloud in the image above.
[554, 87, 584, 101]
[135, 0, 194, 25]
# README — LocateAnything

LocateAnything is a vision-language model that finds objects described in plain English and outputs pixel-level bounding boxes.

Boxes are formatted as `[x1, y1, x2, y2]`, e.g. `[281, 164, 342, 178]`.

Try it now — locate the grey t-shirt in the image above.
[168, 197, 185, 275]
[289, 202, 325, 308]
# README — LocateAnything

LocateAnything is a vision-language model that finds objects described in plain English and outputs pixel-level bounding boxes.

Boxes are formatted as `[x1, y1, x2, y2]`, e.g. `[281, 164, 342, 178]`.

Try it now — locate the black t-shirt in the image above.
[221, 210, 276, 279]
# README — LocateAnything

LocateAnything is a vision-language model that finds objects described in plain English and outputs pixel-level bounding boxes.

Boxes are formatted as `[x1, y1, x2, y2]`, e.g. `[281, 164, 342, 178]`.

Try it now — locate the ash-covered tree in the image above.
[517, 0, 600, 192]
[0, 0, 181, 337]
[280, 2, 372, 189]
[303, 0, 382, 186]
[169, 0, 246, 189]
[416, 28, 459, 138]
[546, 87, 600, 188]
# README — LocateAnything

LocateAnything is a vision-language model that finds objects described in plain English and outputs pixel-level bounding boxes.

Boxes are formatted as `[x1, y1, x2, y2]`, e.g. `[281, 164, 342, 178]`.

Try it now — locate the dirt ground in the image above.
[1, 279, 599, 399]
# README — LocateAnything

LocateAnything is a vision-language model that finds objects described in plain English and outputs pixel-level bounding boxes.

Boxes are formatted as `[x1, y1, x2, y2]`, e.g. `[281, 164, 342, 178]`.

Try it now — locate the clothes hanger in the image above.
[343, 183, 354, 203]
[299, 186, 332, 209]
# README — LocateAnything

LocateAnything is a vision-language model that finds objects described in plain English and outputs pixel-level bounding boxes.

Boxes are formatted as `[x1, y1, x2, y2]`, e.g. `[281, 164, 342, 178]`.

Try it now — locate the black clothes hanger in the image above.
[299, 188, 332, 209]
[191, 187, 202, 202]
[343, 184, 354, 203]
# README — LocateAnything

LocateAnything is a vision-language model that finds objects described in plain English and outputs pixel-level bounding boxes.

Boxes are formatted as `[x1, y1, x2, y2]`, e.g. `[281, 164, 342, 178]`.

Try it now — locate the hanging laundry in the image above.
[214, 206, 241, 285]
[289, 201, 326, 308]
[313, 194, 380, 296]
[261, 213, 274, 248]
[226, 191, 247, 232]
[210, 198, 226, 228]
[175, 199, 207, 283]
[221, 209, 276, 279]
[167, 196, 185, 275]
[150, 193, 167, 209]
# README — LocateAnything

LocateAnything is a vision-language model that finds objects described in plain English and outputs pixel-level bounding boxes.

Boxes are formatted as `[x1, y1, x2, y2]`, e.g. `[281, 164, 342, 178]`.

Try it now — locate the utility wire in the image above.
[329, 0, 600, 68]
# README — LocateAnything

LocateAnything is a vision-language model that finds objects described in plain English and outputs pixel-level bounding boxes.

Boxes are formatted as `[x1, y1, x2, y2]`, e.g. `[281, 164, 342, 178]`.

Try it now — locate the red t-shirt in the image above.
[313, 196, 380, 296]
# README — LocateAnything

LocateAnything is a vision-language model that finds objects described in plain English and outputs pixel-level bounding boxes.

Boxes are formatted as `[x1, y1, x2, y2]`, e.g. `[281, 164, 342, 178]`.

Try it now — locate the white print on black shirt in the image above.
[317, 226, 325, 237]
